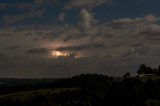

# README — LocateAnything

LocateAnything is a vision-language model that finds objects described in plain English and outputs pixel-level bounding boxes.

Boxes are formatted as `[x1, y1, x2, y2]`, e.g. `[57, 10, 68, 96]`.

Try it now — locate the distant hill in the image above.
[0, 78, 58, 87]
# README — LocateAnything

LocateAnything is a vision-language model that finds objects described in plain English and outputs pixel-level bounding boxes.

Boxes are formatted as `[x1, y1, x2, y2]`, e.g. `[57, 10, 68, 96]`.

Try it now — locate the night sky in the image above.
[0, 0, 160, 78]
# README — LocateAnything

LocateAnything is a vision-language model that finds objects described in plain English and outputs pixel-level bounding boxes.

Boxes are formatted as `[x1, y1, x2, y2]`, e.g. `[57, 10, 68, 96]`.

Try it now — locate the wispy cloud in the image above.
[64, 0, 112, 10]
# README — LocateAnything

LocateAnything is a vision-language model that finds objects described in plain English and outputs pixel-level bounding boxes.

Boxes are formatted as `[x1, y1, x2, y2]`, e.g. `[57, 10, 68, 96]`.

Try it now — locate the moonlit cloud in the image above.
[0, 0, 160, 77]
[78, 9, 93, 32]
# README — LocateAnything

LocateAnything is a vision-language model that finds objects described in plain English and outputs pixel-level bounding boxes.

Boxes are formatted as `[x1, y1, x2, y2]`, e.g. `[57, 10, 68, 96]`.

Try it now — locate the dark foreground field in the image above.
[0, 74, 160, 106]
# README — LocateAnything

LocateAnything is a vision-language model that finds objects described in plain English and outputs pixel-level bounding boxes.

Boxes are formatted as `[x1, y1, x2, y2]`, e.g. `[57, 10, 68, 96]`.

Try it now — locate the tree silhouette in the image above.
[137, 64, 147, 74]
[137, 64, 154, 75]
[123, 72, 130, 78]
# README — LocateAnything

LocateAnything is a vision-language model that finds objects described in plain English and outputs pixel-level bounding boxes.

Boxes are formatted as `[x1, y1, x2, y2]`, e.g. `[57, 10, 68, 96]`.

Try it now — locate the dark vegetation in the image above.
[137, 64, 160, 76]
[0, 64, 160, 106]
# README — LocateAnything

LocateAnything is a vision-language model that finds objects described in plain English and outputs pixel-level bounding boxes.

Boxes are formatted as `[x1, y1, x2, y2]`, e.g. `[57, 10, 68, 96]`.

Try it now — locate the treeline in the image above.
[0, 73, 160, 106]
[138, 64, 160, 76]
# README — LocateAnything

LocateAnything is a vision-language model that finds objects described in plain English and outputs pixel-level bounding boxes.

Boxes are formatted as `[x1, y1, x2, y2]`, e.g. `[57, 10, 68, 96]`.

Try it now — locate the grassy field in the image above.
[0, 87, 79, 101]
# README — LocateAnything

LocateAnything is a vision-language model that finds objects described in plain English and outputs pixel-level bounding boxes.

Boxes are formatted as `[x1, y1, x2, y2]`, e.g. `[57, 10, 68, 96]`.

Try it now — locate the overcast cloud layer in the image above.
[0, 0, 160, 78]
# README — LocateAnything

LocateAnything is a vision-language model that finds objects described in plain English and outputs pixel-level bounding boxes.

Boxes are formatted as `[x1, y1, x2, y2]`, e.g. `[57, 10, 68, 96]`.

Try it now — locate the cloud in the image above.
[3, 14, 27, 24]
[0, 0, 59, 10]
[0, 33, 12, 37]
[0, 0, 53, 24]
[14, 3, 33, 10]
[112, 15, 158, 25]
[64, 0, 111, 10]
[0, 3, 8, 10]
[26, 48, 50, 54]
[78, 9, 93, 32]
[34, 0, 47, 4]
[3, 9, 44, 24]
[123, 45, 151, 59]
[139, 31, 160, 43]
[56, 43, 105, 51]
[3, 45, 21, 51]
[0, 53, 6, 58]
[58, 12, 66, 21]
[34, 0, 58, 5]
[0, 2, 33, 11]
[1, 14, 160, 77]
[28, 9, 45, 17]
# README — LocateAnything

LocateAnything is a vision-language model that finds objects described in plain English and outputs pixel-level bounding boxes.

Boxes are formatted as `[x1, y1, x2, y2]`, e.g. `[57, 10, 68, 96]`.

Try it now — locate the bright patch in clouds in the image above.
[51, 50, 84, 59]
[51, 50, 70, 58]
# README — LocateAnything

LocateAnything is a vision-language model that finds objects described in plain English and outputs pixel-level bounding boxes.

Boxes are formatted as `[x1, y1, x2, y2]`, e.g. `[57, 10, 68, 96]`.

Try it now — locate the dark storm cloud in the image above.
[56, 43, 105, 51]
[26, 48, 49, 54]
